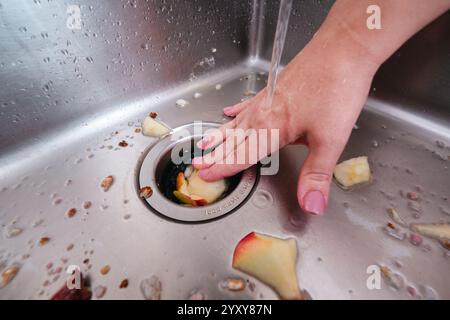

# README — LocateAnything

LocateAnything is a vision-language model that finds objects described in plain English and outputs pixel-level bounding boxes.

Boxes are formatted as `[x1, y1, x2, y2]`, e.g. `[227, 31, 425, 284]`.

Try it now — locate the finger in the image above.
[198, 133, 257, 181]
[223, 99, 252, 117]
[193, 126, 250, 170]
[290, 135, 309, 146]
[297, 136, 345, 216]
[196, 119, 236, 150]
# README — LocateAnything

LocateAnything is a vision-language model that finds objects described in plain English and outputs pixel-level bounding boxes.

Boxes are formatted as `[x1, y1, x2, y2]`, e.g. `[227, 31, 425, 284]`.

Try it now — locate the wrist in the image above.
[303, 23, 383, 78]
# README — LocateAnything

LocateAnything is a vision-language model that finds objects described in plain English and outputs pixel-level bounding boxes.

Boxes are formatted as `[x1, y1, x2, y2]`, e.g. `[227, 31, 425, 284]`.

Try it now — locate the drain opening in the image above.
[155, 138, 242, 206]
[138, 122, 259, 222]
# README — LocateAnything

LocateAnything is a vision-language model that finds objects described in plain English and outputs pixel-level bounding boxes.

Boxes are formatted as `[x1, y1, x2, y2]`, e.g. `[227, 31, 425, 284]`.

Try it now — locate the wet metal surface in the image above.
[0, 1, 449, 299]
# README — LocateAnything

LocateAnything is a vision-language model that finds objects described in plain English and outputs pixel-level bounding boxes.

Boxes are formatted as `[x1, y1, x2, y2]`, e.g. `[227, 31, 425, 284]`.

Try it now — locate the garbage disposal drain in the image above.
[137, 122, 259, 222]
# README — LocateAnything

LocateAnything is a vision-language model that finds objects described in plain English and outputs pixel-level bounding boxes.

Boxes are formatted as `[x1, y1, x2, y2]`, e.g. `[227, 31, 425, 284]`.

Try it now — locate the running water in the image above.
[264, 0, 293, 109]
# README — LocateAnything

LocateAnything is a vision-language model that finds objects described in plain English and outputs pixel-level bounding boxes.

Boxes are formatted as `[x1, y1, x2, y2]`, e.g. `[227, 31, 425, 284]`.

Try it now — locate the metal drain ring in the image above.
[137, 122, 259, 222]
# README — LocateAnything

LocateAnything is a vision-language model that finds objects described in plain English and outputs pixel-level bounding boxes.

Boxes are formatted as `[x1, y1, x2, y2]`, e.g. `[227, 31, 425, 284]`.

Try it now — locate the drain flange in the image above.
[137, 122, 259, 222]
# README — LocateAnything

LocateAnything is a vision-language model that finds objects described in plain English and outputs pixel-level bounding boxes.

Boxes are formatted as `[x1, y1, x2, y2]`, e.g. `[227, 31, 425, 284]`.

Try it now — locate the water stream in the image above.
[264, 0, 293, 109]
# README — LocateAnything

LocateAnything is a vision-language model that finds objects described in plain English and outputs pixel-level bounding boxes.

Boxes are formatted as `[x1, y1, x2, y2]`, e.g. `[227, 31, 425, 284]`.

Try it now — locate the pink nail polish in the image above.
[198, 170, 208, 179]
[223, 106, 233, 115]
[302, 190, 326, 216]
[192, 157, 201, 165]
[197, 136, 211, 148]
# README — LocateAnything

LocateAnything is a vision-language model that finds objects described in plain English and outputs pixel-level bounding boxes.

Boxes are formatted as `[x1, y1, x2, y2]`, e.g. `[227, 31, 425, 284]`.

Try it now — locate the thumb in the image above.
[297, 140, 343, 216]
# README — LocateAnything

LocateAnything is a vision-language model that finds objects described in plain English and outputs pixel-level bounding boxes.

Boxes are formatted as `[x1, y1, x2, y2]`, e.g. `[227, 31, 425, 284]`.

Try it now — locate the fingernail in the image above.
[302, 190, 326, 216]
[223, 106, 233, 116]
[197, 136, 211, 148]
[198, 170, 208, 179]
[192, 157, 202, 165]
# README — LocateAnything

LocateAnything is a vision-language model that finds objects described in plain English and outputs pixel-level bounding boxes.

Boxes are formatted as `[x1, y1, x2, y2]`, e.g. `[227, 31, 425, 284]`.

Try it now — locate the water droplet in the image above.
[193, 92, 202, 99]
[252, 189, 273, 209]
[175, 99, 189, 108]
[140, 276, 161, 300]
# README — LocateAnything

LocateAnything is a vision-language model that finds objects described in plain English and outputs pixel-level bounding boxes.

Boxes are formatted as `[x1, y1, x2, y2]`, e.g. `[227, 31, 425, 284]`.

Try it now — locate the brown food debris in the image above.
[222, 278, 246, 291]
[386, 222, 397, 231]
[119, 279, 129, 289]
[134, 128, 141, 133]
[1, 265, 20, 288]
[100, 175, 114, 191]
[118, 140, 128, 147]
[67, 208, 77, 218]
[100, 265, 110, 275]
[83, 201, 92, 209]
[139, 186, 153, 199]
[440, 239, 450, 250]
[407, 191, 419, 201]
[39, 236, 51, 246]
[67, 243, 74, 251]
[149, 112, 157, 118]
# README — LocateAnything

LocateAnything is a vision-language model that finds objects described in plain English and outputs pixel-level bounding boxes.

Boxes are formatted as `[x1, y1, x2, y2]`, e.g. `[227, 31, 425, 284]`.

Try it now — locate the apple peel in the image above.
[232, 232, 302, 300]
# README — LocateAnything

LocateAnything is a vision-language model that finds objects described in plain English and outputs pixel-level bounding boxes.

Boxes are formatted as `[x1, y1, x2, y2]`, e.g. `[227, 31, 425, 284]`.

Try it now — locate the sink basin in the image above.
[0, 0, 449, 299]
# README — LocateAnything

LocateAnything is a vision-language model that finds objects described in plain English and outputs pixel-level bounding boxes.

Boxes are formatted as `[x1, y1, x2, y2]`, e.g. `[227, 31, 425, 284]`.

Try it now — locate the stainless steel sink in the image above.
[0, 0, 449, 299]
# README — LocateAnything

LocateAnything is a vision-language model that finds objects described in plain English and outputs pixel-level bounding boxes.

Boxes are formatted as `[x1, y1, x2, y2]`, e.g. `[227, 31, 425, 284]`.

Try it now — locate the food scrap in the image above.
[149, 111, 157, 118]
[0, 265, 19, 288]
[119, 278, 129, 289]
[100, 175, 114, 192]
[379, 265, 404, 290]
[383, 222, 405, 241]
[232, 232, 302, 300]
[406, 191, 419, 201]
[39, 236, 51, 246]
[220, 278, 246, 291]
[333, 156, 371, 189]
[440, 239, 450, 250]
[66, 208, 77, 218]
[141, 115, 170, 137]
[173, 165, 226, 207]
[100, 265, 110, 275]
[387, 208, 408, 227]
[139, 186, 153, 199]
[410, 223, 450, 240]
[82, 201, 92, 209]
[409, 233, 423, 246]
[118, 140, 128, 147]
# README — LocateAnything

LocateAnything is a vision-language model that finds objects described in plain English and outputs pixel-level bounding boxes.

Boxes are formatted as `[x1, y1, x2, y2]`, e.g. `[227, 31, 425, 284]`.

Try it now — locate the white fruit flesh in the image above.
[174, 165, 227, 205]
[410, 223, 450, 240]
[232, 232, 302, 300]
[334, 156, 371, 188]
[142, 116, 170, 137]
[186, 169, 226, 203]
